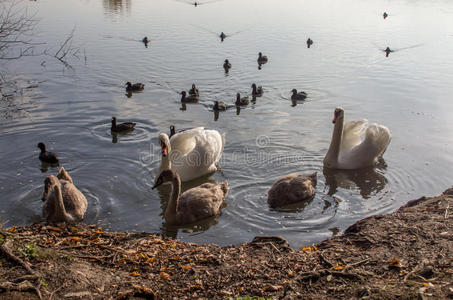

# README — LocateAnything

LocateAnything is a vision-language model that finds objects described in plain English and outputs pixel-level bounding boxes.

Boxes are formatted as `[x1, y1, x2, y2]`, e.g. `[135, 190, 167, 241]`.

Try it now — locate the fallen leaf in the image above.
[389, 258, 401, 268]
[180, 264, 192, 270]
[130, 272, 141, 277]
[263, 284, 283, 292]
[327, 274, 332, 282]
[8, 226, 17, 233]
[331, 262, 346, 271]
[95, 230, 104, 234]
[160, 272, 170, 280]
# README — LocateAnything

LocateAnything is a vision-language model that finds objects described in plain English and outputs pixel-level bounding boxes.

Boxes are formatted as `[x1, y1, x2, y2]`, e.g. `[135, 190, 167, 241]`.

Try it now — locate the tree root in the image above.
[0, 241, 34, 274]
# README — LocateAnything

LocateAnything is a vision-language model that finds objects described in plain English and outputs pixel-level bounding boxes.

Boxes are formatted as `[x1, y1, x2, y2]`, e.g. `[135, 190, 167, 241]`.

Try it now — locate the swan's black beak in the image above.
[152, 181, 161, 190]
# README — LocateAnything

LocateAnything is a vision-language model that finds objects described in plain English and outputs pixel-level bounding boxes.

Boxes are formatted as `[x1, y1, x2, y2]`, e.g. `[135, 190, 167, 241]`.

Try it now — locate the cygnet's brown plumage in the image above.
[267, 173, 317, 208]
[223, 59, 231, 70]
[257, 52, 268, 64]
[153, 170, 229, 225]
[42, 167, 87, 223]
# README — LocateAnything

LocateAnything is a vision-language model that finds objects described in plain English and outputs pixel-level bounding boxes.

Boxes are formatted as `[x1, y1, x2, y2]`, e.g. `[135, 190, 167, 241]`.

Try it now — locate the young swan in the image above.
[267, 173, 317, 208]
[42, 167, 87, 223]
[251, 83, 263, 96]
[153, 170, 229, 225]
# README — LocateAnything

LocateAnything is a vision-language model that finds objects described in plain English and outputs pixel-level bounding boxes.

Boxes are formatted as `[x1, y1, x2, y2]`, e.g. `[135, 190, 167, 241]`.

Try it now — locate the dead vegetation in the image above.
[0, 188, 452, 299]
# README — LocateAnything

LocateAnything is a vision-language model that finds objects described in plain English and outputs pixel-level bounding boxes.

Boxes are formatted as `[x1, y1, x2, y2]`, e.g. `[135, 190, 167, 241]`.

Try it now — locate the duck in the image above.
[235, 93, 249, 106]
[223, 59, 232, 70]
[323, 107, 392, 170]
[306, 38, 313, 48]
[152, 170, 228, 225]
[384, 47, 393, 57]
[267, 173, 317, 208]
[142, 37, 149, 44]
[42, 167, 87, 223]
[213, 100, 227, 111]
[220, 32, 227, 41]
[37, 142, 59, 164]
[157, 127, 225, 182]
[291, 89, 307, 100]
[383, 12, 388, 19]
[257, 52, 268, 64]
[189, 84, 199, 96]
[251, 83, 263, 97]
[111, 117, 136, 132]
[180, 91, 199, 102]
[126, 82, 144, 91]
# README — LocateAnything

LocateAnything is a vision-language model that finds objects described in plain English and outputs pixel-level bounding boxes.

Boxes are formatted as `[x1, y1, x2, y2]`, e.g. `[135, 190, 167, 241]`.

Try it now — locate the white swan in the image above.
[324, 107, 391, 169]
[41, 167, 87, 223]
[153, 170, 228, 225]
[156, 127, 225, 182]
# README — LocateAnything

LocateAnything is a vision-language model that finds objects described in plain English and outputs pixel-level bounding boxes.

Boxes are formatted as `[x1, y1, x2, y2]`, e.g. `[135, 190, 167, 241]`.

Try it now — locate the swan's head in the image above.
[42, 175, 60, 202]
[291, 89, 297, 94]
[158, 133, 171, 157]
[252, 83, 256, 89]
[191, 84, 196, 89]
[126, 82, 132, 87]
[333, 107, 344, 123]
[225, 59, 229, 63]
[152, 169, 177, 189]
[236, 93, 241, 100]
[170, 125, 175, 136]
[181, 91, 186, 97]
[258, 52, 262, 57]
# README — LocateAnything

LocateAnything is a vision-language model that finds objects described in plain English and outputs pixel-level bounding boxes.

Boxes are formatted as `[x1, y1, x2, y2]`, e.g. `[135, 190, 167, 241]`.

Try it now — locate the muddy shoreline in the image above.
[1, 188, 452, 299]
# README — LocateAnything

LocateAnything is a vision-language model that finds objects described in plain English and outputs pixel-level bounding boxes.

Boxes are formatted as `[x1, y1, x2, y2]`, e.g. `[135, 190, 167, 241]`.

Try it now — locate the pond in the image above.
[1, 0, 453, 248]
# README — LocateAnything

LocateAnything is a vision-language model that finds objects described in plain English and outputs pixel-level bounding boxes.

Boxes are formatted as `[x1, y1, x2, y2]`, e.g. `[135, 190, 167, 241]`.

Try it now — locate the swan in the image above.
[267, 173, 317, 208]
[223, 59, 231, 70]
[153, 170, 228, 225]
[126, 82, 144, 91]
[235, 93, 249, 106]
[257, 52, 268, 64]
[42, 167, 87, 223]
[251, 83, 263, 96]
[323, 107, 392, 170]
[111, 117, 136, 132]
[156, 127, 225, 182]
[37, 142, 59, 164]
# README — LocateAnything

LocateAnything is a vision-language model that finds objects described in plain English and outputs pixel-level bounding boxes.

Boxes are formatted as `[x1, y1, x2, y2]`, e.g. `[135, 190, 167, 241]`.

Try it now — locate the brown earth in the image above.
[0, 188, 452, 299]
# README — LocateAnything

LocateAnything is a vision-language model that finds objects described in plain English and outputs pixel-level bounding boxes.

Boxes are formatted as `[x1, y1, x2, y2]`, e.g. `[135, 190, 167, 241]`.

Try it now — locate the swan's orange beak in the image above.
[332, 115, 338, 124]
[160, 142, 168, 157]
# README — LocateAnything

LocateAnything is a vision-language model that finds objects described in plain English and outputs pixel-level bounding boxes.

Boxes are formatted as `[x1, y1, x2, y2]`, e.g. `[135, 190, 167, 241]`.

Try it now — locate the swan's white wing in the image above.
[341, 119, 367, 150]
[170, 127, 204, 155]
[362, 123, 392, 157]
[192, 129, 223, 169]
[339, 123, 391, 169]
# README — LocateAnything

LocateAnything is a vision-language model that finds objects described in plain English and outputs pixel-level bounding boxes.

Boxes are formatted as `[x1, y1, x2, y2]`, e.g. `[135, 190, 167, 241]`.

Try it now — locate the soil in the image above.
[1, 188, 452, 299]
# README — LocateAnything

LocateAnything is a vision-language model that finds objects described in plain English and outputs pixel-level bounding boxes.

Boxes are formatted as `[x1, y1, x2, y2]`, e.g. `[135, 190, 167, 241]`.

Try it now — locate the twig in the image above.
[445, 202, 449, 219]
[317, 252, 334, 268]
[0, 240, 34, 274]
[343, 258, 370, 270]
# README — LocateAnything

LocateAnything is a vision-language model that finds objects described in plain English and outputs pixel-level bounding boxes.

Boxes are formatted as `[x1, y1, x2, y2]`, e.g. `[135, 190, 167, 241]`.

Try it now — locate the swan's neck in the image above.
[164, 175, 181, 224]
[325, 117, 344, 166]
[160, 154, 171, 171]
[52, 183, 73, 222]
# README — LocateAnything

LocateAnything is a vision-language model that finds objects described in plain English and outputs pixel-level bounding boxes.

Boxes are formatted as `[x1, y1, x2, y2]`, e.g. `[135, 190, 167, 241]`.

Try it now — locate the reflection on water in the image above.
[323, 163, 388, 199]
[103, 0, 131, 15]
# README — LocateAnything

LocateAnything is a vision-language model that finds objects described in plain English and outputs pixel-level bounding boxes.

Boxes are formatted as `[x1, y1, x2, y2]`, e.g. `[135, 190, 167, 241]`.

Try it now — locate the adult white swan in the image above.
[323, 107, 391, 169]
[156, 127, 225, 182]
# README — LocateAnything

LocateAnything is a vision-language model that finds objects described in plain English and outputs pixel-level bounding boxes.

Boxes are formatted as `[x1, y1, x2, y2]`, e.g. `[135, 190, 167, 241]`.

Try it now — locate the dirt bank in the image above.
[1, 188, 452, 299]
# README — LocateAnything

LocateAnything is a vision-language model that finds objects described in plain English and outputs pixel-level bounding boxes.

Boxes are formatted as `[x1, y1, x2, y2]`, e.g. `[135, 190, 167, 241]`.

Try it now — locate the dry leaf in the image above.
[8, 226, 17, 233]
[160, 272, 170, 280]
[130, 272, 141, 277]
[388, 258, 401, 268]
[331, 262, 346, 271]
